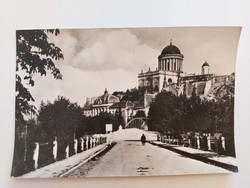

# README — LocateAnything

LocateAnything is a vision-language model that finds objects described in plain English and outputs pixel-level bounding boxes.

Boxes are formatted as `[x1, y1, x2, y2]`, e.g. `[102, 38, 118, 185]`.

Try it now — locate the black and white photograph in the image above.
[12, 27, 240, 178]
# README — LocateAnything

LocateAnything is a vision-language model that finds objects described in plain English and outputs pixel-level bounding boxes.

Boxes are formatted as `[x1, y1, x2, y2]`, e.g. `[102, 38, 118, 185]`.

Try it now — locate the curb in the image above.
[149, 141, 238, 173]
[58, 144, 109, 177]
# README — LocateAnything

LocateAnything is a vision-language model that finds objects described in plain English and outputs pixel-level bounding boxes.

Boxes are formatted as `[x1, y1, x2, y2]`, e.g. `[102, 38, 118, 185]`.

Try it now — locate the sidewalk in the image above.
[19, 144, 109, 178]
[149, 141, 238, 172]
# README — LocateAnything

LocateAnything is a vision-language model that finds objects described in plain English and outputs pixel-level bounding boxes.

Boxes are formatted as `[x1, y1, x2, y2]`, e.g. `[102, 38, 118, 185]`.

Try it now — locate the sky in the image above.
[24, 27, 241, 109]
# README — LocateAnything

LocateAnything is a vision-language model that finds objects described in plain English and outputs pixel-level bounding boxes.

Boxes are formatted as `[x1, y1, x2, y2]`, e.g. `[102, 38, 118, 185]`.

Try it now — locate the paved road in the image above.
[65, 141, 230, 177]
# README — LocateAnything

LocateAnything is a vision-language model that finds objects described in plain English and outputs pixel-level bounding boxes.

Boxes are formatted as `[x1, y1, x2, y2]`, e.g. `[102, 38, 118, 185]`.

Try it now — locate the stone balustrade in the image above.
[158, 132, 226, 154]
[27, 134, 107, 172]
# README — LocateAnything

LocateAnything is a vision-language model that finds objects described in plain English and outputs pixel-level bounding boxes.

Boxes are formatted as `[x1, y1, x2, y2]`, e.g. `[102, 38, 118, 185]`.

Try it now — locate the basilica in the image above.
[83, 40, 233, 124]
[138, 40, 215, 97]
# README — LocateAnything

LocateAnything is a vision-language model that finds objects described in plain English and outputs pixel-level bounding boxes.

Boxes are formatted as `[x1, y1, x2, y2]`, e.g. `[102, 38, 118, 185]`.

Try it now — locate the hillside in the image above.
[206, 75, 235, 101]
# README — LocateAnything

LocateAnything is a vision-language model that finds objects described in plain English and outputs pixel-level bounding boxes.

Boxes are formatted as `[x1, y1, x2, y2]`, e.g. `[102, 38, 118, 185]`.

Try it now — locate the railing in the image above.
[157, 132, 228, 155]
[24, 134, 107, 174]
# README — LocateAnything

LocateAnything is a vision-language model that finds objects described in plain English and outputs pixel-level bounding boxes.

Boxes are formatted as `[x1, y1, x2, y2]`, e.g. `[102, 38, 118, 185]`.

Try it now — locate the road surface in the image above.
[65, 141, 229, 177]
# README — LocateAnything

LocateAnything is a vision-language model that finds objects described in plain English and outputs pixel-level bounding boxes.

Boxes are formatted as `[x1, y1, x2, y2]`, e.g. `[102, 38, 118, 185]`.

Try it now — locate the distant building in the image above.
[83, 88, 119, 117]
[138, 40, 233, 98]
[83, 88, 153, 125]
[138, 40, 190, 94]
[83, 40, 234, 125]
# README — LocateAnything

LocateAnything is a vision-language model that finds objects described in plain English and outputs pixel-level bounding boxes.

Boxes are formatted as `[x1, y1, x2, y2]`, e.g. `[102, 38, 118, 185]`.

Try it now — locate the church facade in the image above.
[138, 41, 229, 98]
[138, 40, 188, 94]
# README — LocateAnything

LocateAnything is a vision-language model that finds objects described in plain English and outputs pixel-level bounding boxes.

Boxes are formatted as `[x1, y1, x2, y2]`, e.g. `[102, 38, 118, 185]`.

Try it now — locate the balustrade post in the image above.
[74, 138, 78, 154]
[33, 142, 39, 169]
[86, 137, 89, 150]
[80, 137, 84, 151]
[221, 136, 225, 151]
[65, 144, 69, 158]
[53, 137, 58, 161]
[207, 134, 211, 151]
[197, 136, 200, 149]
[90, 137, 93, 148]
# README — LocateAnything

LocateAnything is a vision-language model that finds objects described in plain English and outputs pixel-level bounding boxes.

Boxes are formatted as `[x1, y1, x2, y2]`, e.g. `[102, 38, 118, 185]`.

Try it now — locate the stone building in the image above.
[83, 88, 120, 117]
[83, 88, 153, 125]
[138, 41, 191, 94]
[138, 40, 232, 98]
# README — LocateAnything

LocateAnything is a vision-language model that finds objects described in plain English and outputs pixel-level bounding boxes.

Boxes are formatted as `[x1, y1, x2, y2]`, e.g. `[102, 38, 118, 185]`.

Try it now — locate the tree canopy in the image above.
[134, 110, 146, 118]
[16, 29, 63, 121]
[148, 91, 234, 136]
[38, 96, 83, 141]
[121, 87, 145, 102]
[148, 91, 184, 133]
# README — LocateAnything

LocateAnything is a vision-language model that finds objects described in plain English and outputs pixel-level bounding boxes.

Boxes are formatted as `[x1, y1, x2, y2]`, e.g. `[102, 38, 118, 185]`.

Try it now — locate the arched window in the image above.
[168, 78, 172, 83]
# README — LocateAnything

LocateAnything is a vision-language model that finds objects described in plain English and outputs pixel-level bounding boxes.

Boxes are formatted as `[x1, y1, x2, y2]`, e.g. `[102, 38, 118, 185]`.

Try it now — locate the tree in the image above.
[148, 91, 183, 133]
[38, 97, 82, 139]
[113, 108, 125, 131]
[13, 29, 63, 175]
[121, 87, 145, 102]
[16, 29, 63, 120]
[134, 110, 146, 118]
[92, 112, 113, 134]
[38, 96, 83, 160]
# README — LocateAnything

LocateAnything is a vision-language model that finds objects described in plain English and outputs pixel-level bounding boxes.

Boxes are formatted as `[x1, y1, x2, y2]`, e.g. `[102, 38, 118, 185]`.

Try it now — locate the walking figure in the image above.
[141, 134, 146, 146]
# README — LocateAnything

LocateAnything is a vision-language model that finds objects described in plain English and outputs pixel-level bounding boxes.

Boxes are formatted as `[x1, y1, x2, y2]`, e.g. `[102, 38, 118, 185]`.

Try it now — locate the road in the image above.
[64, 141, 229, 177]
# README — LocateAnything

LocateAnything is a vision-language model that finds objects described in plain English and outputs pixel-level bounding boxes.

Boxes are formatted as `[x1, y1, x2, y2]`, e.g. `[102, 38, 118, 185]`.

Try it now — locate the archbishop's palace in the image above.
[83, 40, 234, 125]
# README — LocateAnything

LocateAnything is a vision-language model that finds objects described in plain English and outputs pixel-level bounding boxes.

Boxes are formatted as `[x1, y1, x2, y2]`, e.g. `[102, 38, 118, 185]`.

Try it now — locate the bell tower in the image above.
[201, 61, 210, 74]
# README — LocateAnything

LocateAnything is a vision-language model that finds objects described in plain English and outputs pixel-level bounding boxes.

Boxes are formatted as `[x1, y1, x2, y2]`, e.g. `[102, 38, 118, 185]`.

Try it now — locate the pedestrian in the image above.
[141, 134, 146, 146]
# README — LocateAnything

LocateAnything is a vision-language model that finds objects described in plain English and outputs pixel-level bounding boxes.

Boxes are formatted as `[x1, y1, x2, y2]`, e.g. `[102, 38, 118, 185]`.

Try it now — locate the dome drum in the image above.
[157, 42, 184, 72]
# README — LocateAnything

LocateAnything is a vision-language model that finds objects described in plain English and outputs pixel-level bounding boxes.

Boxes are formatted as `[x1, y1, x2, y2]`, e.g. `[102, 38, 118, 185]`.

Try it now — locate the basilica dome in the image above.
[160, 42, 181, 55]
[158, 41, 184, 73]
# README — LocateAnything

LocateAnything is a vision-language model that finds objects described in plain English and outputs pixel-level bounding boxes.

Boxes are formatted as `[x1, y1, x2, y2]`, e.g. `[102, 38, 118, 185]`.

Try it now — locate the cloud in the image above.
[48, 27, 240, 76]
[30, 65, 138, 109]
[52, 29, 159, 72]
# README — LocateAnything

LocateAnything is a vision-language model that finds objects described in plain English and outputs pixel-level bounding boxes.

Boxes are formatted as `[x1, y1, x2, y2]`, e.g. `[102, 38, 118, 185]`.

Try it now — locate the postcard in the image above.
[12, 27, 240, 178]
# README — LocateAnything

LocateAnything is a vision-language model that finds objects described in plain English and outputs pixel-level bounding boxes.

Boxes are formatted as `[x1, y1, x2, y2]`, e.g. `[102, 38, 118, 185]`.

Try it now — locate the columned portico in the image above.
[158, 41, 184, 72]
